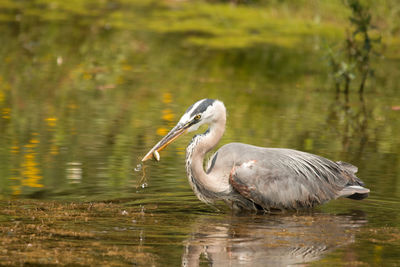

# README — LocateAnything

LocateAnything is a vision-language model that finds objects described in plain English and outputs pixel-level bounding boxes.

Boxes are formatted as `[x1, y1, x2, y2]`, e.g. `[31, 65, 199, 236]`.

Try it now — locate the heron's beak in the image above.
[142, 123, 188, 162]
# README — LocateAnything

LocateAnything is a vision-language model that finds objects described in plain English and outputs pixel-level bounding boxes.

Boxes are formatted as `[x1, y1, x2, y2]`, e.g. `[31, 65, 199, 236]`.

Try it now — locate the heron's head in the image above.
[142, 98, 225, 161]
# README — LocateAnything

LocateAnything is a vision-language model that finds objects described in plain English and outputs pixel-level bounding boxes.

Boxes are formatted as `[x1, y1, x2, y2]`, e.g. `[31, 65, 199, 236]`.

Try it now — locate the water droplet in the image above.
[134, 164, 142, 172]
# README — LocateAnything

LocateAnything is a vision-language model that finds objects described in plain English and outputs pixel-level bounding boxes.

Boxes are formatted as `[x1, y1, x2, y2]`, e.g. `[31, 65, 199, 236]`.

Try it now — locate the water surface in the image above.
[0, 1, 400, 265]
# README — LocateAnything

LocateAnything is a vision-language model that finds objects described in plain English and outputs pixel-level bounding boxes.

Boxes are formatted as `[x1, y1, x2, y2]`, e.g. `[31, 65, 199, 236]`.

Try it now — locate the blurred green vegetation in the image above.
[0, 0, 399, 198]
[0, 0, 400, 265]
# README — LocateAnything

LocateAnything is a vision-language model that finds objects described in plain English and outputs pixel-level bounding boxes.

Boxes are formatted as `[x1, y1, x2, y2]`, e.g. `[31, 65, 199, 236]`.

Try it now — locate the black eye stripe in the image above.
[190, 99, 215, 117]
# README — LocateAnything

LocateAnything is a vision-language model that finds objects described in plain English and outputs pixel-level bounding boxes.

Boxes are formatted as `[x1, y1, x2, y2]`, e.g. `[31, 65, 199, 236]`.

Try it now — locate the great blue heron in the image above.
[142, 99, 369, 211]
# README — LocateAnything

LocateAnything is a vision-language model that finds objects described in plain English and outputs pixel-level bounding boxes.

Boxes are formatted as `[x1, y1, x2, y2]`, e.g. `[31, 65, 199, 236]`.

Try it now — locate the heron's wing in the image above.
[227, 146, 361, 210]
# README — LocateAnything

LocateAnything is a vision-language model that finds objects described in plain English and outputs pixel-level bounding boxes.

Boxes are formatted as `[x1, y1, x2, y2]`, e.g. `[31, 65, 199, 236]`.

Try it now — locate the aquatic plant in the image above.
[327, 0, 381, 99]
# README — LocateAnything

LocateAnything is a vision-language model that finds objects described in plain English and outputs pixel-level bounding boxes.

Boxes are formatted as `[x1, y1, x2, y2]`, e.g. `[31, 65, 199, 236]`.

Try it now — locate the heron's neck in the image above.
[186, 114, 228, 199]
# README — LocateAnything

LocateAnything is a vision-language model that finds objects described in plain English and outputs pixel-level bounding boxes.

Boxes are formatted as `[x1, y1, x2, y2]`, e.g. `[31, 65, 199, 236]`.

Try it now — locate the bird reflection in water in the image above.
[182, 212, 366, 267]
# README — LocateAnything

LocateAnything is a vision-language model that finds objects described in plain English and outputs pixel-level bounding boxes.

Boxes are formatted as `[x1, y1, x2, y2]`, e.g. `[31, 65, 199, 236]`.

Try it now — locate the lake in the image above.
[0, 0, 399, 266]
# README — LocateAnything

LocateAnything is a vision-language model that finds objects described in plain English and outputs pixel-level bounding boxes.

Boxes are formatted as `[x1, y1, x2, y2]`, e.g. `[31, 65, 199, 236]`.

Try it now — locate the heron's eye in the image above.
[194, 114, 201, 120]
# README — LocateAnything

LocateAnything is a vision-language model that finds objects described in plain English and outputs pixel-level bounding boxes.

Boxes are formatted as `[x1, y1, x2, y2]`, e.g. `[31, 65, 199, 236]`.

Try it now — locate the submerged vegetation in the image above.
[1, 199, 399, 265]
[0, 200, 157, 265]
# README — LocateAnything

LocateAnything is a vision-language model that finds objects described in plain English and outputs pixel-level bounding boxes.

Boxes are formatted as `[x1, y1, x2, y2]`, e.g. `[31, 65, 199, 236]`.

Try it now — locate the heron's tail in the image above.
[338, 185, 370, 200]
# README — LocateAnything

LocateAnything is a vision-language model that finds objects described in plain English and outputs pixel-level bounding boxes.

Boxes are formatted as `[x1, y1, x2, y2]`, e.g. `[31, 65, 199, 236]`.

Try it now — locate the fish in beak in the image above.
[142, 123, 189, 162]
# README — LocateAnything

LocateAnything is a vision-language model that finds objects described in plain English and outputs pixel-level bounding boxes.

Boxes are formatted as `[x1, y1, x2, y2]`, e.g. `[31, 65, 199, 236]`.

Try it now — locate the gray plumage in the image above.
[207, 143, 367, 211]
[142, 99, 370, 212]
